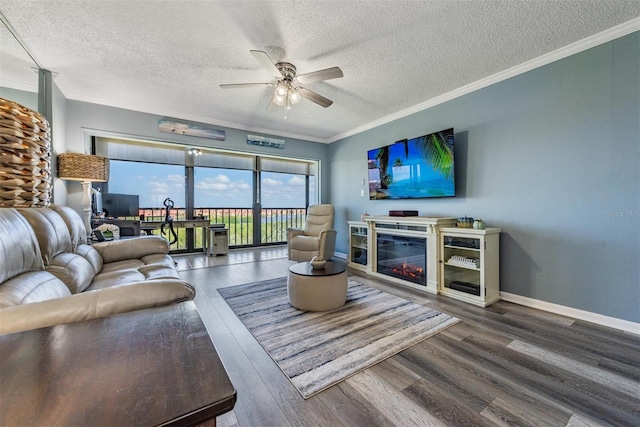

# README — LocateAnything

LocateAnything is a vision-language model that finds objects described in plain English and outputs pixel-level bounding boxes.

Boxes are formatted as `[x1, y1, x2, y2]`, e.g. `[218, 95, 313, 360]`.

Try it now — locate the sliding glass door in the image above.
[96, 137, 318, 251]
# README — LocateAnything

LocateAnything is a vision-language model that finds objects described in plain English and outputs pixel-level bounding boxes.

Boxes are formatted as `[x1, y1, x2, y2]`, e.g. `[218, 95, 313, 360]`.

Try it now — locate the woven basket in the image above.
[0, 97, 52, 207]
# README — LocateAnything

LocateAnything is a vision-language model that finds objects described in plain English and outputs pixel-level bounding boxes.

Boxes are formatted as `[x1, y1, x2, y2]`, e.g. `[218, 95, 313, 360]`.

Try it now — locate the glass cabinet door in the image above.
[348, 222, 368, 271]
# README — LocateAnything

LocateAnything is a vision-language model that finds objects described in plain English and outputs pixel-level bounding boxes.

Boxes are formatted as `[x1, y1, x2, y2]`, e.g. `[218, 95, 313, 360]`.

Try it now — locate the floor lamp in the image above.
[57, 153, 110, 235]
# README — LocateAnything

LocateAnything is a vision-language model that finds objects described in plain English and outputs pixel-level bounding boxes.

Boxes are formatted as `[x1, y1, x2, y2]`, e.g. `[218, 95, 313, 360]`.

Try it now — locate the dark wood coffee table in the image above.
[0, 301, 236, 427]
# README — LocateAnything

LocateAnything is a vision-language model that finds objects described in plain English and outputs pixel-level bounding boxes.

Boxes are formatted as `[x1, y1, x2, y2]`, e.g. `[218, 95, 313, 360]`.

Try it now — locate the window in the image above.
[261, 171, 307, 208]
[95, 136, 318, 249]
[109, 160, 185, 210]
[194, 167, 253, 208]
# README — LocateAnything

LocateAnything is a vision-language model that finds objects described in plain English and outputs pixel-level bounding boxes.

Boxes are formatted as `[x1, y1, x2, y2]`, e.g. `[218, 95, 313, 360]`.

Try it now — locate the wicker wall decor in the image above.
[0, 97, 52, 207]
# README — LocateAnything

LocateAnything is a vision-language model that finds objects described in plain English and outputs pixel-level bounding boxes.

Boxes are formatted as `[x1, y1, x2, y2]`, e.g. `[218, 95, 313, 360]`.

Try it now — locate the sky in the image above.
[107, 160, 312, 209]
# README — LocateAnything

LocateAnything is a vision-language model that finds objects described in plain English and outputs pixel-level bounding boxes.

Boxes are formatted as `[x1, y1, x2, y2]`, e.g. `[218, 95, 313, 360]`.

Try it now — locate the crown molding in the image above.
[328, 18, 640, 143]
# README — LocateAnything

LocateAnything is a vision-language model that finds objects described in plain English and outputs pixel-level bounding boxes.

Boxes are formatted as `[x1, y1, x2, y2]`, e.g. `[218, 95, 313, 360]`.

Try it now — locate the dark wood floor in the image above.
[176, 248, 640, 427]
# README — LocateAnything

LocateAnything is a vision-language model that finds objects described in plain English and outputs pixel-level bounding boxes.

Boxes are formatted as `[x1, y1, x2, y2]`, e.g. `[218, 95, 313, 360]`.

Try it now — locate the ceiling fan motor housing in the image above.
[276, 62, 297, 82]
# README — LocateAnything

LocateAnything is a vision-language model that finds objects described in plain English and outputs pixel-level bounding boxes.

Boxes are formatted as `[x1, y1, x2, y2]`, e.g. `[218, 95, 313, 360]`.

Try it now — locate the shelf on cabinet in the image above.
[444, 244, 481, 252]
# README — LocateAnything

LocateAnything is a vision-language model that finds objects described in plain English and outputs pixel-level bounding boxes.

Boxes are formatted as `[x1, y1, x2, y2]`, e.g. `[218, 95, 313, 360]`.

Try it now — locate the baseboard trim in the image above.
[500, 292, 640, 335]
[339, 251, 639, 334]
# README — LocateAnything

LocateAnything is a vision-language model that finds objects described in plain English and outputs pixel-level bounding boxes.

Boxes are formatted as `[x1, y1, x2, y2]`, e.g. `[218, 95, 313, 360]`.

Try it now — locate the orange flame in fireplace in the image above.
[391, 262, 424, 279]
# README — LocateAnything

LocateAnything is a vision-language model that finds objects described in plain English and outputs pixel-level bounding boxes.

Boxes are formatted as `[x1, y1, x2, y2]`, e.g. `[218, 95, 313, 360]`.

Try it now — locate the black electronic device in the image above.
[388, 210, 419, 217]
[449, 281, 481, 296]
[102, 193, 140, 218]
[93, 230, 106, 242]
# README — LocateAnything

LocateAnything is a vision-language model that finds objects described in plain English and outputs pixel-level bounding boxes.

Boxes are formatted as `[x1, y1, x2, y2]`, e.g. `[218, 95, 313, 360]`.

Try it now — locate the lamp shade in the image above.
[57, 153, 109, 182]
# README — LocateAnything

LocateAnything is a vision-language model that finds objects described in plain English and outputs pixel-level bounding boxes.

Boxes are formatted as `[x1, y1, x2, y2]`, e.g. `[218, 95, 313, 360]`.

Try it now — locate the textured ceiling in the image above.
[1, 1, 638, 142]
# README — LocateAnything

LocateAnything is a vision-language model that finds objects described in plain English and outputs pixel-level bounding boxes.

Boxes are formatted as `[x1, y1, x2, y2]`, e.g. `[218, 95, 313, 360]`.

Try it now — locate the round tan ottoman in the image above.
[287, 261, 348, 311]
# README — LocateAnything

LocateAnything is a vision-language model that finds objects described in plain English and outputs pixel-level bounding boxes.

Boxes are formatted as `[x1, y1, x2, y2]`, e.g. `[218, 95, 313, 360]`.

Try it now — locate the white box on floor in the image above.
[208, 227, 229, 256]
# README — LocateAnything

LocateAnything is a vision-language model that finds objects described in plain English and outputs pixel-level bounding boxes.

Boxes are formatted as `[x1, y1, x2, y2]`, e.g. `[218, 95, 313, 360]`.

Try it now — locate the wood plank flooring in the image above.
[175, 248, 640, 427]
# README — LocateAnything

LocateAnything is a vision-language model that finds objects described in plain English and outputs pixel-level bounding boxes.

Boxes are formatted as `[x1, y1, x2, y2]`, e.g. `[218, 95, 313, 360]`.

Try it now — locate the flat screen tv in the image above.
[367, 128, 455, 200]
[102, 193, 140, 218]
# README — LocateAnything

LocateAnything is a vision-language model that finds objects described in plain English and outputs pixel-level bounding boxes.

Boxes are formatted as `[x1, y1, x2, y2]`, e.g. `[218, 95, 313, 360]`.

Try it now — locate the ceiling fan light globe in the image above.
[275, 85, 287, 96]
[274, 95, 285, 106]
[289, 90, 301, 104]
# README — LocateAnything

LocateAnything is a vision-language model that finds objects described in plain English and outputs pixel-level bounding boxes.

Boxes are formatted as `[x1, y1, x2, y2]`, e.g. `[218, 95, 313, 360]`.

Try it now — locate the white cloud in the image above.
[214, 174, 231, 184]
[167, 174, 185, 183]
[231, 180, 250, 190]
[262, 177, 283, 187]
[196, 181, 228, 191]
[288, 176, 306, 186]
[194, 174, 252, 192]
[147, 181, 169, 194]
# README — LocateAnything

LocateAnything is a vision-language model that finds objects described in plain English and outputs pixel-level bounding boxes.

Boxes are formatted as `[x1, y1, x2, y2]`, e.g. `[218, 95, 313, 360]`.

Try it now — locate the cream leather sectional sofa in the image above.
[0, 205, 195, 334]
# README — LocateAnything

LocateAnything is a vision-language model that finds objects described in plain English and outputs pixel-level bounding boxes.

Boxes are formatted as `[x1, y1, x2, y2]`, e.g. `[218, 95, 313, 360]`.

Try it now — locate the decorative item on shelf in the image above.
[360, 212, 369, 221]
[473, 218, 486, 230]
[57, 153, 110, 236]
[95, 223, 120, 240]
[448, 255, 480, 268]
[310, 255, 327, 269]
[0, 97, 52, 207]
[457, 216, 474, 228]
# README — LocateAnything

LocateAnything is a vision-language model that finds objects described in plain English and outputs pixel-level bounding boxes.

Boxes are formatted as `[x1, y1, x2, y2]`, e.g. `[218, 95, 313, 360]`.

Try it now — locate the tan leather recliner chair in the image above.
[287, 204, 337, 262]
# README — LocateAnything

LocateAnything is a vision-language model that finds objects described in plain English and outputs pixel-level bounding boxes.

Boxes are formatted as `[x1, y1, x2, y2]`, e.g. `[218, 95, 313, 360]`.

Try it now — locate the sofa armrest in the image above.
[92, 236, 170, 263]
[319, 229, 337, 260]
[287, 227, 305, 240]
[0, 279, 195, 335]
[286, 228, 305, 259]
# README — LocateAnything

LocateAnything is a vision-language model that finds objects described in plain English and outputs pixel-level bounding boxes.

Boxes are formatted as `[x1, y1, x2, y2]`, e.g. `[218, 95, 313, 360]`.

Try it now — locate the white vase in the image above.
[310, 256, 326, 269]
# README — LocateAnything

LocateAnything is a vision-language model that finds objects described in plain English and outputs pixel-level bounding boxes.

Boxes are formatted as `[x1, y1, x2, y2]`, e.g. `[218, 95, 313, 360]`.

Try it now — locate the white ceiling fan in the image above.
[220, 50, 343, 116]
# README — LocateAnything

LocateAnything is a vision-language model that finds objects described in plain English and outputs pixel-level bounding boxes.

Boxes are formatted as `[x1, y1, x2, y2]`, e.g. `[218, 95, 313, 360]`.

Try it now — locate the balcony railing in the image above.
[135, 207, 307, 252]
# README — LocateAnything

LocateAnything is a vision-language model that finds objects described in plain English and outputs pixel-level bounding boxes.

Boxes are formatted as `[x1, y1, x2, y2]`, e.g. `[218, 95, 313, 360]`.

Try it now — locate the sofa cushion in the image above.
[0, 271, 71, 308]
[75, 244, 103, 275]
[17, 207, 72, 266]
[0, 208, 44, 283]
[290, 235, 320, 251]
[303, 204, 334, 236]
[92, 236, 170, 263]
[88, 272, 146, 290]
[87, 254, 180, 291]
[140, 254, 180, 276]
[50, 205, 88, 250]
[48, 253, 95, 294]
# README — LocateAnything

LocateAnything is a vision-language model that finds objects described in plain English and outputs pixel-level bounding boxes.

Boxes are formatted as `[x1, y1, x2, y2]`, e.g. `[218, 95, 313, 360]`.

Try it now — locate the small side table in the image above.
[287, 261, 348, 311]
[208, 227, 229, 256]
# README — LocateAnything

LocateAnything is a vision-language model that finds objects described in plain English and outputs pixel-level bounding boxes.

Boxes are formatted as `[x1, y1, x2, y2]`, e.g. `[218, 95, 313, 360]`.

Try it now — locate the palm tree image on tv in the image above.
[367, 128, 455, 199]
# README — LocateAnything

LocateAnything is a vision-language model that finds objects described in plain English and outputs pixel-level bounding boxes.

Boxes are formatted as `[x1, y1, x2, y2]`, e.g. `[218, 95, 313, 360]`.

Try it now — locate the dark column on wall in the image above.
[37, 69, 53, 125]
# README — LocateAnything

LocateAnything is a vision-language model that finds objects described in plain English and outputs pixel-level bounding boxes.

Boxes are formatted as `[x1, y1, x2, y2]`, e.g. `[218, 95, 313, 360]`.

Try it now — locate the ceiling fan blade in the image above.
[219, 82, 272, 89]
[250, 50, 282, 79]
[296, 67, 343, 84]
[297, 87, 333, 108]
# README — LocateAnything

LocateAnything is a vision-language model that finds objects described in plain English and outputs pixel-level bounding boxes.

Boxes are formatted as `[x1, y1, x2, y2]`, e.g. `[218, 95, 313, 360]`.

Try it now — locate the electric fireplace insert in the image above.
[376, 233, 427, 286]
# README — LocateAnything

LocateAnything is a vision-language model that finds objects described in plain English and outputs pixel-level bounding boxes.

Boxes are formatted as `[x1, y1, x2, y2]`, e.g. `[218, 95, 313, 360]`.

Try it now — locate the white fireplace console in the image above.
[362, 216, 457, 294]
[350, 216, 501, 306]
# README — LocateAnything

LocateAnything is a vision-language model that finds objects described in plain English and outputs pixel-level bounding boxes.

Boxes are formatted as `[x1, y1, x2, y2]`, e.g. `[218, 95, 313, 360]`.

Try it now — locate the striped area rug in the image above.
[218, 277, 460, 398]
